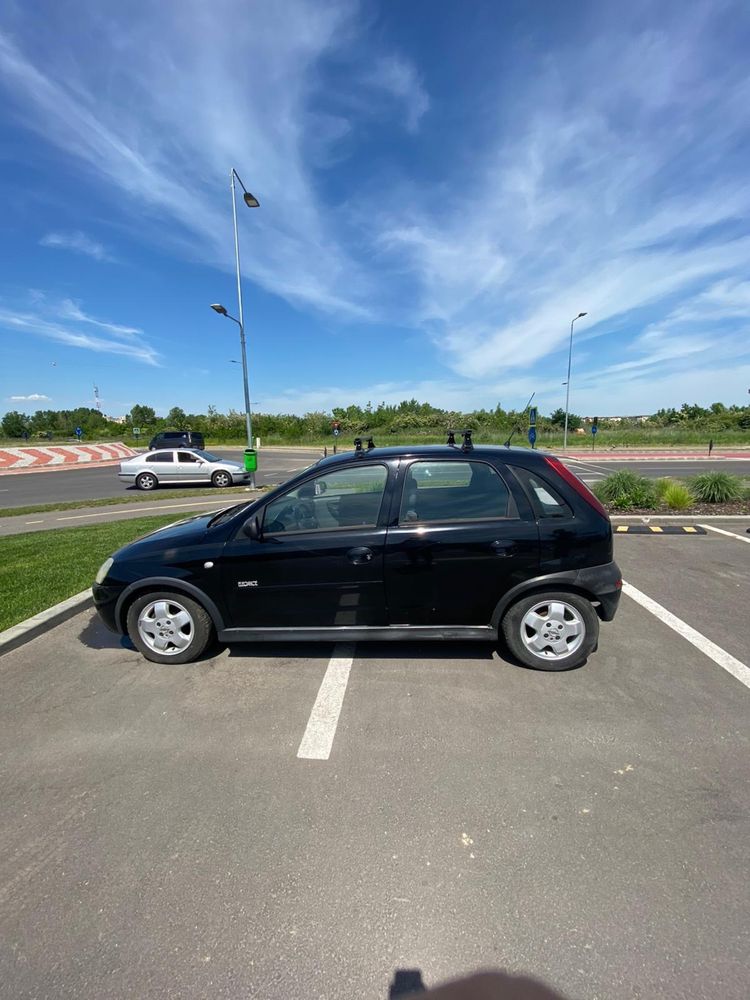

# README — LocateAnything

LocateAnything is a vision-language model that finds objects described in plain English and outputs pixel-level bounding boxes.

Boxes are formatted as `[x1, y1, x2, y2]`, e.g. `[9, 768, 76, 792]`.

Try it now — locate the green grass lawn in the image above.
[0, 485, 266, 519]
[0, 515, 180, 632]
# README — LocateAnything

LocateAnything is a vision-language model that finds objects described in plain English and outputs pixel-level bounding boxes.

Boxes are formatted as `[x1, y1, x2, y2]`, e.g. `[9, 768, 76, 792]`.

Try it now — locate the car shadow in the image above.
[78, 614, 136, 652]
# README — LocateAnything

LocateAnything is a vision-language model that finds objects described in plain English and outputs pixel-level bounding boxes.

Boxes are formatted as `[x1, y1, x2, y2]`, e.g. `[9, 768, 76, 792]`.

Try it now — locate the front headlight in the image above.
[95, 557, 114, 584]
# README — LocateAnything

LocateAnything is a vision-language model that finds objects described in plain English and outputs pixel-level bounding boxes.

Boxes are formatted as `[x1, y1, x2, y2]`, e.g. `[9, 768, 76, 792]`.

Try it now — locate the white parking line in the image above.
[297, 643, 355, 760]
[622, 582, 750, 691]
[698, 524, 750, 544]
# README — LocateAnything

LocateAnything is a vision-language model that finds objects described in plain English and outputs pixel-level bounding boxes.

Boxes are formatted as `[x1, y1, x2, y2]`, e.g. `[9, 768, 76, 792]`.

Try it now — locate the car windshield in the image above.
[208, 500, 254, 526]
[200, 451, 224, 463]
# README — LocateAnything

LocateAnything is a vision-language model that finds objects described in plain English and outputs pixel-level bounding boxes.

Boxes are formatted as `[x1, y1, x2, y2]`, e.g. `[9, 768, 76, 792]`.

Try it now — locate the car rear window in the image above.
[511, 467, 573, 518]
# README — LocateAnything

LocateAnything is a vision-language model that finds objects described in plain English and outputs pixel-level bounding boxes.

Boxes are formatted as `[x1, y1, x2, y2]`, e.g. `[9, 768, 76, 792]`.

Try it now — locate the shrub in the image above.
[654, 477, 675, 502]
[691, 472, 743, 504]
[593, 471, 658, 510]
[662, 482, 694, 510]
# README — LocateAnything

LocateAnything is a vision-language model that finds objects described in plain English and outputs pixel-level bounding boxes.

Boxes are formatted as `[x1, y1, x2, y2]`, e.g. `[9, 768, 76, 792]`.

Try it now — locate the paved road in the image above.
[563, 455, 750, 484]
[1, 528, 748, 999]
[0, 448, 320, 508]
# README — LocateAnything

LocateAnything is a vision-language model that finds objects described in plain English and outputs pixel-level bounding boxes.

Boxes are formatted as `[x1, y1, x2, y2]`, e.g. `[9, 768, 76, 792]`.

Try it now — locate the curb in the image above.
[0, 589, 93, 657]
[610, 514, 750, 520]
[0, 459, 125, 477]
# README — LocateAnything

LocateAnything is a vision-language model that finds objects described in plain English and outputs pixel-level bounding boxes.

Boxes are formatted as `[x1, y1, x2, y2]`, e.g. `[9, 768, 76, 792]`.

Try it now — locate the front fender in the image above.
[114, 577, 226, 634]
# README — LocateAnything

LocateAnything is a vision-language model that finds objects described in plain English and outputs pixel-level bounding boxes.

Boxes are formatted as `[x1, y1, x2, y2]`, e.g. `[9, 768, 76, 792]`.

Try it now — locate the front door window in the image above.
[263, 465, 388, 534]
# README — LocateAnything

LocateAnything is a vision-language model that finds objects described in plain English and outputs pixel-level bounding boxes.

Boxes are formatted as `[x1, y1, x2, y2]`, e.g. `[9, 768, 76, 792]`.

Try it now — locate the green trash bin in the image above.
[243, 448, 258, 473]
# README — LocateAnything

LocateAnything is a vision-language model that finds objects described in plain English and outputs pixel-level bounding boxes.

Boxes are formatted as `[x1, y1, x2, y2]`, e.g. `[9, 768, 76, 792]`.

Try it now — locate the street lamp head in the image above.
[210, 303, 228, 315]
[243, 191, 260, 209]
[577, 311, 587, 319]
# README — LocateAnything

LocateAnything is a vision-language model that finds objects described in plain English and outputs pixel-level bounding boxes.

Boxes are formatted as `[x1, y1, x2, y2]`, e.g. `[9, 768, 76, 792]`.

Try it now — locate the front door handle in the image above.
[347, 546, 374, 565]
[490, 540, 512, 557]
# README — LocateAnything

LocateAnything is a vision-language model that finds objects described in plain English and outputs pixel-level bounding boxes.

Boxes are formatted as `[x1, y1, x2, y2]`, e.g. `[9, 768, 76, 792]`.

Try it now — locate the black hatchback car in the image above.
[93, 440, 621, 670]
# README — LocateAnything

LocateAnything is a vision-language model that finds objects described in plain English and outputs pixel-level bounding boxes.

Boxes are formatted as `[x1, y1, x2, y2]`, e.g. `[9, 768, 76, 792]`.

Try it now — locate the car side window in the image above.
[146, 451, 174, 463]
[512, 468, 573, 518]
[177, 451, 200, 463]
[263, 465, 388, 534]
[398, 461, 518, 524]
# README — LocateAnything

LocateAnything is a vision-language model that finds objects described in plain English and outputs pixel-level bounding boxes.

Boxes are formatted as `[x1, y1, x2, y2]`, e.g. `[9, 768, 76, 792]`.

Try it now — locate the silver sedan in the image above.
[118, 448, 252, 491]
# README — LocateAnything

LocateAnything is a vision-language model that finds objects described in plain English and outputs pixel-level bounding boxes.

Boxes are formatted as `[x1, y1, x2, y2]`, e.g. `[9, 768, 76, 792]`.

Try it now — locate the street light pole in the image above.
[230, 169, 254, 453]
[563, 311, 588, 451]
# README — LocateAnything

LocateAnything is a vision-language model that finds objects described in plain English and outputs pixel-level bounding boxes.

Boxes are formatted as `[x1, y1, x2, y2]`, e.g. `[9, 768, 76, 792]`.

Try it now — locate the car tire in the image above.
[211, 470, 232, 488]
[136, 472, 158, 491]
[501, 591, 599, 671]
[126, 591, 213, 665]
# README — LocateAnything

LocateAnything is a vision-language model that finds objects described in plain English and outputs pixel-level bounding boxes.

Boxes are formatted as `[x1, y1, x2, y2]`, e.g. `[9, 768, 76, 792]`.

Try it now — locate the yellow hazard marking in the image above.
[684, 526, 697, 533]
[616, 525, 629, 532]
[650, 525, 663, 532]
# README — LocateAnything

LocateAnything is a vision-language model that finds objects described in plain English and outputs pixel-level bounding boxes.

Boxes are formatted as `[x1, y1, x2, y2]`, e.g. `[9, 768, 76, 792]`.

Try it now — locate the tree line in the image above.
[2, 399, 749, 442]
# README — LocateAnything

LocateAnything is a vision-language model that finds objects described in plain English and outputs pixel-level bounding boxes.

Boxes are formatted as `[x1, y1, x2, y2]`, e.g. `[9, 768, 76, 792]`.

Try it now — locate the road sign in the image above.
[333, 428, 340, 437]
[528, 406, 537, 426]
[75, 426, 82, 439]
[528, 426, 537, 447]
[591, 424, 598, 434]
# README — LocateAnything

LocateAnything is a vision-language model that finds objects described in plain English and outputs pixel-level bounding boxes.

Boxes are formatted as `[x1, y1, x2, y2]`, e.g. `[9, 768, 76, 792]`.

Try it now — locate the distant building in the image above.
[583, 414, 651, 424]
[107, 415, 128, 424]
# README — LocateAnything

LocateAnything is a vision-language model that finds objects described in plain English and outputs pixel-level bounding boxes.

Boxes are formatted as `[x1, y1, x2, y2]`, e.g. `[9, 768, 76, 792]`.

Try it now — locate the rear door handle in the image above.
[347, 546, 374, 565]
[490, 540, 512, 556]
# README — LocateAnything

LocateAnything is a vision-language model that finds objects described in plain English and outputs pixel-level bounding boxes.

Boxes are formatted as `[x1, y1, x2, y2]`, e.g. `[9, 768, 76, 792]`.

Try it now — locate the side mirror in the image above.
[242, 515, 262, 540]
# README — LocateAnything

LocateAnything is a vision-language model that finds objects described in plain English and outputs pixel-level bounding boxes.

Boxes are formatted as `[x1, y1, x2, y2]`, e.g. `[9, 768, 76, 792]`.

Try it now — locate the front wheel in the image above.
[501, 592, 599, 671]
[126, 591, 214, 664]
[211, 470, 232, 488]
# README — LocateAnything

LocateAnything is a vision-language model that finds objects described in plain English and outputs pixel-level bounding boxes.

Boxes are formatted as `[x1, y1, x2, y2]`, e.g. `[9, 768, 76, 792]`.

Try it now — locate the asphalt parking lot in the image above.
[1, 526, 748, 999]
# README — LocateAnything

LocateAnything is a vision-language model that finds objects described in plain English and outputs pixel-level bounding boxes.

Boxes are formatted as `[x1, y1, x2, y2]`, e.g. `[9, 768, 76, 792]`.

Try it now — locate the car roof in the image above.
[313, 443, 551, 470]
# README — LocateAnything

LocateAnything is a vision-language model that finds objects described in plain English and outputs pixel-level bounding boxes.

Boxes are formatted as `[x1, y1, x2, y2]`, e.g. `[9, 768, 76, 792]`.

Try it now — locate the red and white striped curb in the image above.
[0, 442, 137, 474]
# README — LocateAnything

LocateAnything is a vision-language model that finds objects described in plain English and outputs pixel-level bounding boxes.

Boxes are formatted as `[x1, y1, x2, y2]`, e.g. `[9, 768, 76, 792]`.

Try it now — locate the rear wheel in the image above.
[136, 472, 158, 491]
[501, 591, 598, 671]
[126, 591, 213, 664]
[211, 470, 232, 488]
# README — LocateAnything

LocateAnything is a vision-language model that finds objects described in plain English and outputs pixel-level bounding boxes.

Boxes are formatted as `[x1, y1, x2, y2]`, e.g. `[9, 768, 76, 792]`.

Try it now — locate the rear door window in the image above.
[398, 460, 518, 524]
[146, 451, 174, 463]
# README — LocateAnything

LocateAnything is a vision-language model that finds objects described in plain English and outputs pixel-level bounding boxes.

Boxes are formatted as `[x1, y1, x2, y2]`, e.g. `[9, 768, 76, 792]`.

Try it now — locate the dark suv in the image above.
[148, 430, 205, 451]
[93, 440, 621, 670]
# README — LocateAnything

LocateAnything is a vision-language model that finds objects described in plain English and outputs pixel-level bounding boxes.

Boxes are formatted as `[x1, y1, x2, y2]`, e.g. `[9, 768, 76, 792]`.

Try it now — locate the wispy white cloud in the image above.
[8, 393, 50, 401]
[39, 230, 113, 261]
[364, 55, 429, 132]
[57, 299, 142, 337]
[0, 297, 160, 366]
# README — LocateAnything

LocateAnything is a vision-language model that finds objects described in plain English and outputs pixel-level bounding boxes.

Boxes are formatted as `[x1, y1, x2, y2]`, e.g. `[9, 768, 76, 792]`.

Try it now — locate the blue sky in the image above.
[1, 0, 750, 419]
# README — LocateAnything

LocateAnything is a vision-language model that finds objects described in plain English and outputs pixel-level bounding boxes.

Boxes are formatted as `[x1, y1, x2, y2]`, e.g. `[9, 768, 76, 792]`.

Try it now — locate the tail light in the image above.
[543, 456, 609, 519]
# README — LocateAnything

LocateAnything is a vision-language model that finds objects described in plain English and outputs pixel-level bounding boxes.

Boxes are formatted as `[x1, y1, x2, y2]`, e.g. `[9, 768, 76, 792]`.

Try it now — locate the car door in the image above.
[384, 458, 539, 625]
[176, 450, 207, 483]
[221, 462, 393, 628]
[143, 450, 179, 483]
